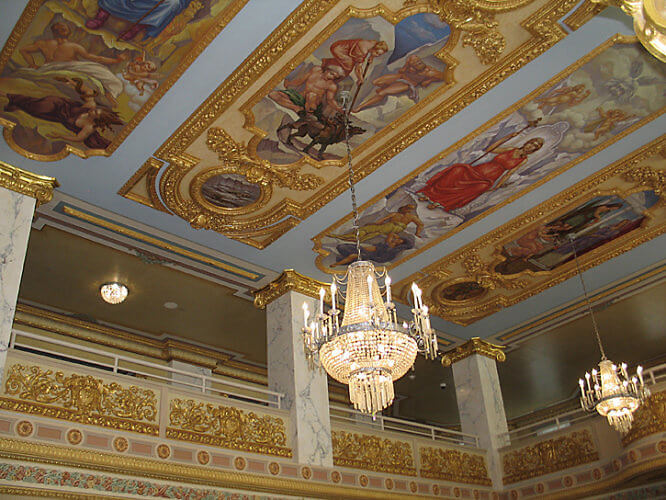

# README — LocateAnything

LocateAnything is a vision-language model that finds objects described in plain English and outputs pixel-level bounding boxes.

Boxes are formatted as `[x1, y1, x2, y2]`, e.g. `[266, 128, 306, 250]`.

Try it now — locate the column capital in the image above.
[440, 337, 506, 367]
[253, 269, 328, 309]
[0, 161, 58, 205]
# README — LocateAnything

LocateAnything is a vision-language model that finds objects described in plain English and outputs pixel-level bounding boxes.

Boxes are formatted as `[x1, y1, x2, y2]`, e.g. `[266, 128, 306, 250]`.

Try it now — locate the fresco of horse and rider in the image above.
[0, 0, 235, 158]
[251, 12, 451, 164]
[315, 42, 666, 271]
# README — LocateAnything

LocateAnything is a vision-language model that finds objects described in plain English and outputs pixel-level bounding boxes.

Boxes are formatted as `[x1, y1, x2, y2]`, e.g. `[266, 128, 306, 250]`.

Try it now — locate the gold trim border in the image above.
[0, 0, 249, 161]
[313, 35, 660, 273]
[398, 133, 666, 326]
[165, 427, 293, 458]
[127, 0, 587, 248]
[0, 438, 433, 500]
[440, 338, 506, 367]
[0, 160, 58, 205]
[0, 398, 159, 436]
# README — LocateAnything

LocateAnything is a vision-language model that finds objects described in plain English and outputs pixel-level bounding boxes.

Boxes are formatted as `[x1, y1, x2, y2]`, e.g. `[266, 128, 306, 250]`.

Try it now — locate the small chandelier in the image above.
[591, 0, 665, 62]
[572, 236, 649, 433]
[100, 282, 129, 304]
[301, 91, 438, 415]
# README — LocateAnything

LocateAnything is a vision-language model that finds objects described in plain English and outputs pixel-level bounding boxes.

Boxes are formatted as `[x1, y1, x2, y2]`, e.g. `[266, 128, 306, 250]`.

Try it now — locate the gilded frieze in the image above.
[393, 135, 666, 326]
[1, 363, 158, 435]
[123, 0, 588, 248]
[0, 0, 247, 161]
[166, 397, 292, 457]
[502, 428, 598, 484]
[332, 429, 416, 475]
[314, 37, 665, 274]
[621, 391, 666, 446]
[419, 446, 491, 486]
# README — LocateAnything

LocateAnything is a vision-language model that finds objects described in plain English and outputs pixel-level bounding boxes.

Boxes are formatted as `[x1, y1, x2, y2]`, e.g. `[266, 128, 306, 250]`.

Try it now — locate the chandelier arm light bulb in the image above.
[301, 71, 438, 415]
[571, 236, 649, 434]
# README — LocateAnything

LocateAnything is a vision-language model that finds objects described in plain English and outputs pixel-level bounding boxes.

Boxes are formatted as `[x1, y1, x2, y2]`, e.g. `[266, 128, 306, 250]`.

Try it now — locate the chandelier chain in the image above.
[569, 235, 606, 360]
[343, 97, 362, 261]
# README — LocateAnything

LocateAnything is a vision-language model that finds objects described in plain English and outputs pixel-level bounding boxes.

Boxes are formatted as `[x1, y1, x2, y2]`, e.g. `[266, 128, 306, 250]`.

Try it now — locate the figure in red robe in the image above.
[417, 134, 544, 212]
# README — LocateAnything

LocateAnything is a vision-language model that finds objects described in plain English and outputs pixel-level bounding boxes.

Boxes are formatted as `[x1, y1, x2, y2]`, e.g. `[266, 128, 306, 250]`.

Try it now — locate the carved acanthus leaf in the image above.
[206, 127, 323, 191]
[427, 0, 506, 64]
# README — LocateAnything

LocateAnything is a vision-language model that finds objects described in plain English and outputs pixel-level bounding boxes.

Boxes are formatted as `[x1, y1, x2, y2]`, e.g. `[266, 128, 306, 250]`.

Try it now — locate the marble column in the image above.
[0, 163, 57, 385]
[258, 271, 333, 467]
[442, 338, 509, 487]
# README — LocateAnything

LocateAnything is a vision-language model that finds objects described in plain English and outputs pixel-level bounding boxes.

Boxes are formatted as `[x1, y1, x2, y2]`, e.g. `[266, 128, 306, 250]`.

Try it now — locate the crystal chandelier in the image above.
[591, 0, 665, 62]
[572, 236, 649, 433]
[301, 92, 438, 415]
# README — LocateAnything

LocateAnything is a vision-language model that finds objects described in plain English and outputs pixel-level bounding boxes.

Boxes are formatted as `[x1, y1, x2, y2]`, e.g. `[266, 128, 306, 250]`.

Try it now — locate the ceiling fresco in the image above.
[0, 0, 247, 161]
[390, 135, 666, 325]
[313, 36, 666, 272]
[120, 0, 590, 249]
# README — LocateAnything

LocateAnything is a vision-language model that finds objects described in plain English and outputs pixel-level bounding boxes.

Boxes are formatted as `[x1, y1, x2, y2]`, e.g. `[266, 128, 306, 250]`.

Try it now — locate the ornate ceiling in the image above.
[1, 0, 664, 372]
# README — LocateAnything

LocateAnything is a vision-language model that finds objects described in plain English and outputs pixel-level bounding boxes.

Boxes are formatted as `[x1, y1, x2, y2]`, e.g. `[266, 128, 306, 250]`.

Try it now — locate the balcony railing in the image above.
[9, 328, 284, 408]
[330, 404, 479, 448]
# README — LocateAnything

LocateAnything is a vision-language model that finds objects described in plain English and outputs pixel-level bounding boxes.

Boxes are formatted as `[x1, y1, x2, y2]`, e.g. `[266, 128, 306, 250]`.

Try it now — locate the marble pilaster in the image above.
[0, 188, 36, 384]
[0, 162, 57, 386]
[266, 290, 333, 466]
[446, 339, 509, 487]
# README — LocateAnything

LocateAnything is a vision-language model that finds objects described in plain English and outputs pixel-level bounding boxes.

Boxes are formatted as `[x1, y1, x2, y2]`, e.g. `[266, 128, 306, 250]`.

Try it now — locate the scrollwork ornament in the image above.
[440, 337, 506, 367]
[623, 165, 666, 202]
[502, 429, 598, 484]
[0, 161, 58, 205]
[2, 364, 158, 434]
[206, 127, 324, 191]
[167, 398, 291, 457]
[419, 446, 491, 485]
[332, 430, 416, 475]
[427, 0, 506, 64]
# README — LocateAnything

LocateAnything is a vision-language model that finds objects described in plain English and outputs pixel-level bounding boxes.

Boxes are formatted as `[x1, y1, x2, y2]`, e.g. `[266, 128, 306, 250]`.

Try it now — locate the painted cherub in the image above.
[585, 107, 635, 140]
[534, 84, 590, 110]
[122, 57, 160, 96]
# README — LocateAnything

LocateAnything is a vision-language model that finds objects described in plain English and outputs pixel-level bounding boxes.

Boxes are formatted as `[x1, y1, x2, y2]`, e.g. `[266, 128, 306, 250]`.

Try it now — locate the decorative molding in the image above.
[332, 429, 416, 476]
[253, 269, 329, 309]
[622, 390, 666, 446]
[0, 161, 58, 205]
[117, 158, 170, 213]
[166, 397, 292, 458]
[440, 337, 506, 367]
[0, 438, 429, 500]
[125, 0, 588, 248]
[397, 133, 666, 326]
[502, 428, 599, 484]
[418, 446, 492, 486]
[563, 0, 606, 30]
[1, 363, 158, 435]
[315, 35, 660, 275]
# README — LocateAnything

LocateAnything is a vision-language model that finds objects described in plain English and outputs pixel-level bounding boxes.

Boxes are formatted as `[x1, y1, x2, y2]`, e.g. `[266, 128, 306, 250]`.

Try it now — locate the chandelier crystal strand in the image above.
[572, 236, 649, 433]
[300, 88, 438, 415]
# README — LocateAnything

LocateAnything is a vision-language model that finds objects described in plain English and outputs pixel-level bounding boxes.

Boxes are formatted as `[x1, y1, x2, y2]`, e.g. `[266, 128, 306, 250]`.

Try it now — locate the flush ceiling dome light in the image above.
[100, 282, 129, 304]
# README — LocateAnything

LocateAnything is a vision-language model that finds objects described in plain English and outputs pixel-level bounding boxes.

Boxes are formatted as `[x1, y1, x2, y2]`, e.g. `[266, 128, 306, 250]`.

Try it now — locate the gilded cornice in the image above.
[0, 161, 58, 205]
[621, 390, 666, 446]
[502, 428, 598, 484]
[253, 269, 329, 309]
[0, 438, 430, 500]
[440, 337, 506, 367]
